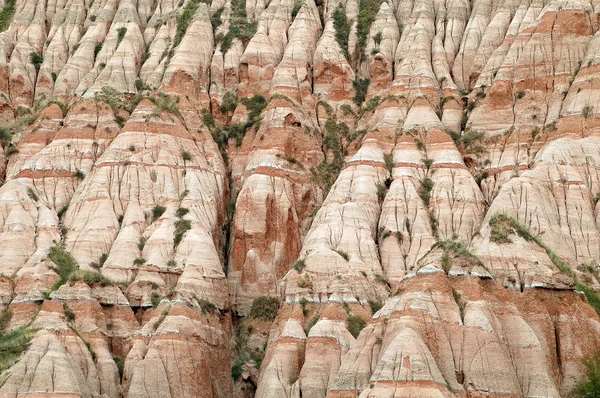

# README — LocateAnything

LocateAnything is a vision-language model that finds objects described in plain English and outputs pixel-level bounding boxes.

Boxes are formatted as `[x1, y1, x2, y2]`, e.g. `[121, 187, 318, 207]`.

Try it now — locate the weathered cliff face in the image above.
[1, 0, 600, 397]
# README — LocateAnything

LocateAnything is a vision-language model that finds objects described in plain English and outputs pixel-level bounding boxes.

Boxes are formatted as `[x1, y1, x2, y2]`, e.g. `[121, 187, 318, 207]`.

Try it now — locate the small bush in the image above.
[583, 105, 594, 119]
[175, 207, 189, 218]
[249, 296, 279, 321]
[334, 249, 349, 261]
[297, 275, 313, 288]
[181, 151, 192, 161]
[151, 205, 166, 221]
[29, 52, 43, 72]
[173, 218, 192, 246]
[0, 0, 16, 32]
[197, 298, 216, 314]
[114, 356, 124, 380]
[133, 257, 146, 266]
[352, 78, 370, 106]
[94, 41, 103, 58]
[571, 353, 600, 397]
[73, 169, 85, 180]
[151, 293, 161, 307]
[116, 27, 127, 46]
[376, 182, 388, 202]
[299, 297, 309, 316]
[63, 304, 75, 321]
[346, 315, 366, 338]
[0, 310, 12, 331]
[304, 315, 319, 336]
[418, 177, 434, 206]
[0, 326, 36, 372]
[368, 300, 382, 314]
[332, 4, 350, 59]
[48, 246, 78, 290]
[220, 92, 237, 114]
[516, 90, 526, 99]
[292, 259, 306, 272]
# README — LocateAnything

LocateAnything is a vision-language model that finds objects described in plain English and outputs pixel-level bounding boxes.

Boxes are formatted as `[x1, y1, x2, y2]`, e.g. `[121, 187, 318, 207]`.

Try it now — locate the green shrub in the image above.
[116, 27, 127, 46]
[346, 315, 366, 338]
[356, 0, 382, 54]
[0, 309, 12, 331]
[175, 207, 189, 218]
[583, 105, 594, 119]
[63, 304, 75, 321]
[0, 0, 16, 32]
[114, 356, 124, 380]
[29, 52, 43, 72]
[299, 297, 309, 316]
[418, 177, 434, 206]
[133, 258, 146, 266]
[334, 249, 349, 261]
[362, 95, 379, 112]
[94, 41, 103, 58]
[571, 353, 600, 397]
[304, 315, 319, 335]
[0, 326, 36, 372]
[332, 5, 350, 59]
[368, 300, 382, 314]
[220, 91, 237, 113]
[352, 78, 370, 106]
[48, 246, 78, 290]
[291, 1, 302, 18]
[149, 92, 181, 116]
[292, 259, 306, 272]
[249, 296, 279, 321]
[73, 169, 85, 180]
[173, 218, 192, 246]
[152, 205, 166, 221]
[219, 0, 256, 54]
[516, 90, 525, 99]
[211, 7, 224, 30]
[151, 292, 161, 307]
[376, 182, 388, 202]
[181, 151, 192, 161]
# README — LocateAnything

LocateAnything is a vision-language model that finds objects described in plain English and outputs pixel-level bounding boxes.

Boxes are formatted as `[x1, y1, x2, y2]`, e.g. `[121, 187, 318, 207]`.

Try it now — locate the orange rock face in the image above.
[1, 0, 600, 397]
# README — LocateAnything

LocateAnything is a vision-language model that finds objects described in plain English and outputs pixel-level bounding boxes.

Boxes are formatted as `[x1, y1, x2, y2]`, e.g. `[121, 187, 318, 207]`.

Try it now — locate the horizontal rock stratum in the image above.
[0, 0, 600, 396]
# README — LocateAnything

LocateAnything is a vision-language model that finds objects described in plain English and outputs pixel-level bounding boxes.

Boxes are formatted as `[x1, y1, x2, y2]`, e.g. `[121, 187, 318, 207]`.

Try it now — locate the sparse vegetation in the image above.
[583, 105, 594, 119]
[219, 0, 257, 55]
[332, 4, 350, 59]
[249, 296, 279, 321]
[0, 326, 36, 373]
[231, 322, 266, 381]
[116, 27, 127, 46]
[29, 52, 43, 72]
[334, 249, 349, 261]
[173, 218, 192, 247]
[149, 92, 181, 116]
[368, 300, 382, 314]
[220, 95, 267, 146]
[181, 151, 192, 161]
[346, 315, 366, 338]
[152, 205, 167, 221]
[48, 245, 78, 290]
[94, 41, 103, 58]
[356, 0, 382, 56]
[299, 297, 309, 316]
[352, 78, 370, 106]
[220, 91, 237, 114]
[311, 115, 348, 194]
[376, 182, 388, 203]
[571, 353, 600, 398]
[197, 298, 216, 314]
[292, 259, 306, 273]
[418, 177, 434, 206]
[0, 0, 16, 32]
[452, 288, 466, 321]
